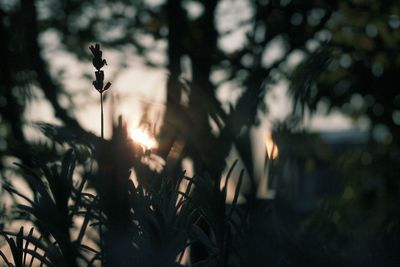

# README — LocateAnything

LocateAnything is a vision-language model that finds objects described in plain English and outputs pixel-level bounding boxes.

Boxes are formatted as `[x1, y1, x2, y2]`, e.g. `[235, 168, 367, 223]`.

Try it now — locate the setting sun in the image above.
[129, 127, 158, 150]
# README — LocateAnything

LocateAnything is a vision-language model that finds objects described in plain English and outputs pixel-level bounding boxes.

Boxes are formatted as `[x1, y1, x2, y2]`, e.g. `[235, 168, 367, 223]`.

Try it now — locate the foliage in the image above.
[0, 122, 249, 266]
[0, 43, 246, 266]
[1, 1, 400, 266]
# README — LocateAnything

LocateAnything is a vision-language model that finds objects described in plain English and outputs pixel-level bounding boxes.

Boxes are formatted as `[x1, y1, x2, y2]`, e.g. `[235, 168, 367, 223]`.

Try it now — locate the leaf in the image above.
[2, 182, 35, 206]
[222, 160, 238, 194]
[0, 250, 13, 267]
[21, 248, 55, 267]
[227, 169, 244, 220]
[61, 149, 75, 186]
[23, 228, 34, 266]
[5, 234, 22, 267]
[289, 46, 333, 116]
[190, 224, 218, 255]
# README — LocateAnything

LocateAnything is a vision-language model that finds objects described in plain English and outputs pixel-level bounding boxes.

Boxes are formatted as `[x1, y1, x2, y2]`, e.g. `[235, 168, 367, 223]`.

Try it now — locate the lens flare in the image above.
[265, 133, 279, 160]
[129, 127, 157, 150]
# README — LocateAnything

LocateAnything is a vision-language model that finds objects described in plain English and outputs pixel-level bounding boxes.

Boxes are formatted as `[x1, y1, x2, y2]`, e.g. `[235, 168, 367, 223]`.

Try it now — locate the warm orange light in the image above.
[129, 127, 158, 150]
[265, 133, 278, 160]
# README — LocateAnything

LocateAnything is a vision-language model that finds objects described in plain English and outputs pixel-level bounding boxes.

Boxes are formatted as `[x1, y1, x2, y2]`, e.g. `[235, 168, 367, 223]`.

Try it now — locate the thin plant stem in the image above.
[99, 217, 103, 267]
[100, 92, 104, 139]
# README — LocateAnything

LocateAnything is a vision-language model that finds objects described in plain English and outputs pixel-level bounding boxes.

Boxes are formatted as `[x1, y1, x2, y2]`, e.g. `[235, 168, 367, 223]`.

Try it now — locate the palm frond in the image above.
[288, 46, 333, 116]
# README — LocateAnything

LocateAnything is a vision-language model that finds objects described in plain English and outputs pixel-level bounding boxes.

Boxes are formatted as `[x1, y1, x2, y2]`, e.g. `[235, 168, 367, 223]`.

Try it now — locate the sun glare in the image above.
[129, 127, 158, 150]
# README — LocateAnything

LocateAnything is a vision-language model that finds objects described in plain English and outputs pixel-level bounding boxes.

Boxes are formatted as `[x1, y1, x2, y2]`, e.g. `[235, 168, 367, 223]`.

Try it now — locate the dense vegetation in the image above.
[1, 0, 400, 266]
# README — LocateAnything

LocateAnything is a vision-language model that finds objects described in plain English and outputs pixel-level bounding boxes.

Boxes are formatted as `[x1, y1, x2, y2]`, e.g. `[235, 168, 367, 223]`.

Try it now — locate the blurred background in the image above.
[1, 0, 400, 265]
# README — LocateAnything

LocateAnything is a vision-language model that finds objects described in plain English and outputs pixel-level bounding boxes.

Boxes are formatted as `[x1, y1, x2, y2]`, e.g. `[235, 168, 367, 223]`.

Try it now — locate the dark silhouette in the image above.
[1, 1, 400, 266]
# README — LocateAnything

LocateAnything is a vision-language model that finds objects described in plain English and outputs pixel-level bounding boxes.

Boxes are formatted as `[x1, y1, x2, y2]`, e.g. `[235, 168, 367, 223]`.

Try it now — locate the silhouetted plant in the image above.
[1, 135, 246, 266]
[0, 46, 248, 266]
[89, 44, 111, 139]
